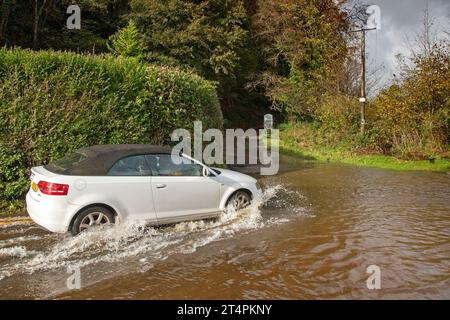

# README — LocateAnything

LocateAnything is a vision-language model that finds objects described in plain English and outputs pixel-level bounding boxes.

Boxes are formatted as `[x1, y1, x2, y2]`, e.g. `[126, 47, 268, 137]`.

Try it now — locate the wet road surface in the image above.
[0, 155, 449, 299]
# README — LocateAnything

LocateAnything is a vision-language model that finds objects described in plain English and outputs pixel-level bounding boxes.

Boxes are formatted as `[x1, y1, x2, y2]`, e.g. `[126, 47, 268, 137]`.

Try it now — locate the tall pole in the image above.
[360, 30, 366, 134]
[350, 27, 376, 134]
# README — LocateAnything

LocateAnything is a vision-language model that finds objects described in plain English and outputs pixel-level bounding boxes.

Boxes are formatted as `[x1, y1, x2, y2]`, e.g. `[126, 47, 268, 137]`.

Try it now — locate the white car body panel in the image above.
[213, 168, 259, 209]
[27, 167, 82, 233]
[26, 154, 260, 234]
[150, 176, 221, 223]
[67, 176, 157, 222]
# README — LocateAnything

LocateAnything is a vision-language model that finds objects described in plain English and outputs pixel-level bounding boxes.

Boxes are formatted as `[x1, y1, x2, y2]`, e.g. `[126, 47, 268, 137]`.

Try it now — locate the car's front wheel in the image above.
[71, 206, 115, 236]
[227, 190, 252, 212]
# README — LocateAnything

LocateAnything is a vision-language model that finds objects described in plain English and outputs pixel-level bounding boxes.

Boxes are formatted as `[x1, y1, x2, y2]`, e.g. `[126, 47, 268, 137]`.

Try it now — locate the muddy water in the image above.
[0, 155, 449, 299]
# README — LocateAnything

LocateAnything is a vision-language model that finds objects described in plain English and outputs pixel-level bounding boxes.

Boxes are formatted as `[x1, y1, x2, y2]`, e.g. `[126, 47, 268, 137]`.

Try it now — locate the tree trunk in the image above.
[0, 0, 14, 40]
[33, 0, 39, 49]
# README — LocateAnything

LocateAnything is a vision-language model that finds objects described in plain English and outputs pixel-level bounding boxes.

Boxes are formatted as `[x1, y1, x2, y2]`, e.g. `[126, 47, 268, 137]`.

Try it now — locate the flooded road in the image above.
[0, 155, 449, 299]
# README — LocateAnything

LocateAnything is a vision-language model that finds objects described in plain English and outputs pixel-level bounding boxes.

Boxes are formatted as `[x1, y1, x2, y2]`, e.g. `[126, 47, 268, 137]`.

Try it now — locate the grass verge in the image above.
[280, 126, 450, 172]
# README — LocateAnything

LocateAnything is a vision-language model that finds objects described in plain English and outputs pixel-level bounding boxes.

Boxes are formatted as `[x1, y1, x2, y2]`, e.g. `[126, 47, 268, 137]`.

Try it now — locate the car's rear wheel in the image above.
[227, 190, 252, 212]
[71, 206, 115, 236]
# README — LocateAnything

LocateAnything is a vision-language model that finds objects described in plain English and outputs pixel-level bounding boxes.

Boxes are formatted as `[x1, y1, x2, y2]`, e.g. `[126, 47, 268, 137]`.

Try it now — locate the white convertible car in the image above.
[26, 145, 260, 235]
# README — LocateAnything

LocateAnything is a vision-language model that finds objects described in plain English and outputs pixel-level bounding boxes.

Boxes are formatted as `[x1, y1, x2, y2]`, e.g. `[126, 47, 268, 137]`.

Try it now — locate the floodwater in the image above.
[0, 155, 449, 299]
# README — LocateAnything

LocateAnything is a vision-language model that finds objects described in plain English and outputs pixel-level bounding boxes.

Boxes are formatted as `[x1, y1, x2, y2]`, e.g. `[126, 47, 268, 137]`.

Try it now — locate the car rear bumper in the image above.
[26, 191, 76, 233]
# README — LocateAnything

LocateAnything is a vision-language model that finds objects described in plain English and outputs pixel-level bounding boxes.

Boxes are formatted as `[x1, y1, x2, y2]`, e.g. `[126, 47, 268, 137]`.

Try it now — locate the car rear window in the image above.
[45, 152, 88, 174]
[107, 155, 151, 176]
[145, 154, 204, 176]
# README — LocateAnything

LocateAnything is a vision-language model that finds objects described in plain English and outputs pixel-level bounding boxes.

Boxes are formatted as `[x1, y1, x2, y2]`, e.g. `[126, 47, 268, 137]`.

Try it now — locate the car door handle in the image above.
[156, 184, 167, 189]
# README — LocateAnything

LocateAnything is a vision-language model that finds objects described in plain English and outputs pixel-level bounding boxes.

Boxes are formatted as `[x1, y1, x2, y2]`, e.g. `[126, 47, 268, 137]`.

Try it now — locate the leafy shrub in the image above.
[314, 94, 360, 145]
[373, 44, 449, 158]
[0, 48, 222, 207]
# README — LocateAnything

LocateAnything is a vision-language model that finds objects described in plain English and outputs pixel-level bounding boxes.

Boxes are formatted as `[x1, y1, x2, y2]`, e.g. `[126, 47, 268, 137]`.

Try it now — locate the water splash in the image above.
[0, 246, 39, 259]
[0, 184, 310, 281]
[0, 235, 44, 248]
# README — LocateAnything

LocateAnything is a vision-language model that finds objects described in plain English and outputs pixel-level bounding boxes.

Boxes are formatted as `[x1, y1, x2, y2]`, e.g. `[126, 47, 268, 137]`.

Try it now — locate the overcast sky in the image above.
[352, 0, 450, 92]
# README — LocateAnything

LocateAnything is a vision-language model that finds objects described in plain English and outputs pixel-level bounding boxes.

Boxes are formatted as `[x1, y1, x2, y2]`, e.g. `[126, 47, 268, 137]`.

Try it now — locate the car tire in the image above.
[71, 206, 115, 236]
[226, 190, 252, 212]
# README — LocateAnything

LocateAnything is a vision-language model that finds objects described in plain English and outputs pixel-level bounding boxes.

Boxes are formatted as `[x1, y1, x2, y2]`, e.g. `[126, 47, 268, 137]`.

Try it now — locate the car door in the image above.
[146, 154, 221, 223]
[105, 155, 157, 222]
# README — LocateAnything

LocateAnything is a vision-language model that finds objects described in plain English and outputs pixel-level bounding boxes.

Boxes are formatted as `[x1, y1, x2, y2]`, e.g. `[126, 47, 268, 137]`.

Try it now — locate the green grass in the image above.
[280, 127, 450, 172]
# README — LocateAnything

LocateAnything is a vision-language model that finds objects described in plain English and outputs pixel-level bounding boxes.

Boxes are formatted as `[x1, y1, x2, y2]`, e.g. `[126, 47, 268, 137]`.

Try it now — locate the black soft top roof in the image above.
[45, 144, 172, 176]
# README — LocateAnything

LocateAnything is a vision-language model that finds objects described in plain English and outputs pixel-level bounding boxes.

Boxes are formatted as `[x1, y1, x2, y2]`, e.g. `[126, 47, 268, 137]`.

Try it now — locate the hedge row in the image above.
[0, 48, 223, 209]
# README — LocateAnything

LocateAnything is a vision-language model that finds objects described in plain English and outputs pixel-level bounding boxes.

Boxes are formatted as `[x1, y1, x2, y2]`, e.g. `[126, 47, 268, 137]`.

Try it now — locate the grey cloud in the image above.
[353, 0, 449, 91]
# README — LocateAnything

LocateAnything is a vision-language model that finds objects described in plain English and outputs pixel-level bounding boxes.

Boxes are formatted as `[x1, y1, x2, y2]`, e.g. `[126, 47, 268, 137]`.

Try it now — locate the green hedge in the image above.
[0, 48, 222, 211]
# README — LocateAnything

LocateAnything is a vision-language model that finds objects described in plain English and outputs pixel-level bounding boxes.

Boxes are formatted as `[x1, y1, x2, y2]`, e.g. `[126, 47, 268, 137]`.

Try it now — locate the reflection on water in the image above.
[0, 155, 449, 299]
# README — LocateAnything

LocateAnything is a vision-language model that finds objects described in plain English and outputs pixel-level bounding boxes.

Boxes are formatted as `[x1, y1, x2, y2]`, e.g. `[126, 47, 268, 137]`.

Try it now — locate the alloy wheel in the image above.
[79, 212, 112, 233]
[232, 191, 251, 210]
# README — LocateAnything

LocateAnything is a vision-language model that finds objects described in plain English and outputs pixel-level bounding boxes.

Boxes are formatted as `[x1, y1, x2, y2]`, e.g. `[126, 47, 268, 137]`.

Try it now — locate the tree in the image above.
[129, 0, 248, 81]
[107, 19, 145, 60]
[251, 0, 350, 118]
[412, 1, 438, 58]
[0, 0, 129, 51]
[33, 0, 46, 49]
[0, 0, 15, 41]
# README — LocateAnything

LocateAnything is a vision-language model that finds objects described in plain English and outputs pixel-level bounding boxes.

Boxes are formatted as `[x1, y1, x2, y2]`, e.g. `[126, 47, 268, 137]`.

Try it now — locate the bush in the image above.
[314, 94, 360, 145]
[281, 44, 449, 160]
[0, 48, 222, 208]
[373, 44, 449, 158]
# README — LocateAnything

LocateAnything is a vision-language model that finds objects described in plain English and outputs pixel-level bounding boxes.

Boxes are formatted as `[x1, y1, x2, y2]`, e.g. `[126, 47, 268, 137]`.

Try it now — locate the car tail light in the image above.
[37, 181, 69, 196]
